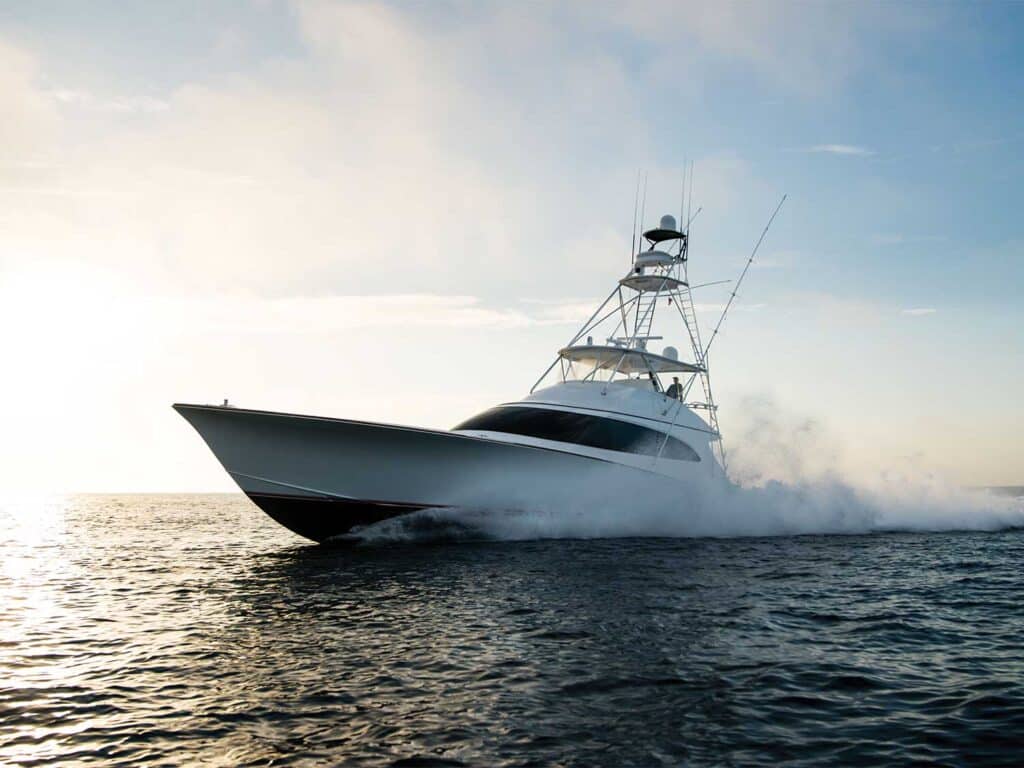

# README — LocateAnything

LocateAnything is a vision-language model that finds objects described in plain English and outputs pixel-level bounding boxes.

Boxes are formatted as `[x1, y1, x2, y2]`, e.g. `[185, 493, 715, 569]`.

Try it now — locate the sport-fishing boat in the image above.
[176, 203, 780, 542]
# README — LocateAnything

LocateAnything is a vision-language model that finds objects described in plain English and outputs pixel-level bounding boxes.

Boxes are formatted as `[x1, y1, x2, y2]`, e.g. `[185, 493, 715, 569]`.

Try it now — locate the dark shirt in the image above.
[666, 383, 682, 400]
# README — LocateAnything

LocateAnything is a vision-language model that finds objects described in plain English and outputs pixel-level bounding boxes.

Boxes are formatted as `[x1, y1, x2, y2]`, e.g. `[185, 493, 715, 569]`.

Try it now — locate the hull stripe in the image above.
[230, 471, 351, 499]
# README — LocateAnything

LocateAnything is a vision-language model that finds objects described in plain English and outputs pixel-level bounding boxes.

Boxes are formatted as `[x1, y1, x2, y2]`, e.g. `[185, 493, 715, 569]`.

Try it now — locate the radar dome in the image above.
[662, 346, 679, 360]
[659, 214, 677, 231]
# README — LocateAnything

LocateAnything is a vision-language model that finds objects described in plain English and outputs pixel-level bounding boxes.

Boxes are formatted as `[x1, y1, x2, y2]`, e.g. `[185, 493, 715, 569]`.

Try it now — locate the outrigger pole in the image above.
[703, 194, 787, 359]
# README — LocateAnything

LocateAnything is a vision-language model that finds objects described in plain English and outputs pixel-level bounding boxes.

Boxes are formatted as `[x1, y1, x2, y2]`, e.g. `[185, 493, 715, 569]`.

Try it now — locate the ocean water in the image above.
[2, 493, 1024, 767]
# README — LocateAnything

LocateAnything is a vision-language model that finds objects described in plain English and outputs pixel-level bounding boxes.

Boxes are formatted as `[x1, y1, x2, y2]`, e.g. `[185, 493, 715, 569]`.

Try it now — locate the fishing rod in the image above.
[703, 194, 787, 359]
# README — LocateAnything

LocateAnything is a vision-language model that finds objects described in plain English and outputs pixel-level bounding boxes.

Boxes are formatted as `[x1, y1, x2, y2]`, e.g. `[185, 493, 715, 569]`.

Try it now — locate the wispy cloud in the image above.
[752, 249, 799, 269]
[928, 132, 1024, 155]
[901, 307, 937, 316]
[871, 233, 947, 246]
[49, 88, 169, 114]
[806, 144, 875, 157]
[694, 302, 766, 314]
[519, 298, 598, 325]
[155, 294, 613, 335]
[170, 294, 537, 333]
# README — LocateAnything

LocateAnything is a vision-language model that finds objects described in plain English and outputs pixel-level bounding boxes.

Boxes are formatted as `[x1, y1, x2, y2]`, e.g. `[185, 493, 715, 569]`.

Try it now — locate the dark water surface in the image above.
[2, 494, 1023, 766]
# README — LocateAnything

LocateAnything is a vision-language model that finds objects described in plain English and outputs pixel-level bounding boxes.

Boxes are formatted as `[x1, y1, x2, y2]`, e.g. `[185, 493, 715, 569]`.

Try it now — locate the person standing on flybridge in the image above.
[666, 377, 683, 400]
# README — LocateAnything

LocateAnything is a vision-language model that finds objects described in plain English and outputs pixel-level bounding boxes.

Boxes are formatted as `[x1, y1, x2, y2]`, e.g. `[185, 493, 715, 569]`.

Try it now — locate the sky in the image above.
[0, 0, 1022, 492]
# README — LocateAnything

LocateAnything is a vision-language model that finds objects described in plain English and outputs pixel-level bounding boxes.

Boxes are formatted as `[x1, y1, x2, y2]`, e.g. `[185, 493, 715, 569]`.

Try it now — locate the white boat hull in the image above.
[174, 403, 698, 542]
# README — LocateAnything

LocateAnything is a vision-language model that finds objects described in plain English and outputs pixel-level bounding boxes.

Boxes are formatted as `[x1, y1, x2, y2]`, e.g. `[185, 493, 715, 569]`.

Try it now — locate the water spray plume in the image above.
[352, 399, 1024, 544]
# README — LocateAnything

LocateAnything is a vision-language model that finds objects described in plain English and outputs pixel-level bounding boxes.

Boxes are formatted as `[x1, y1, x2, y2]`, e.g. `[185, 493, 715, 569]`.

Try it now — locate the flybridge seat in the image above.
[634, 250, 675, 268]
[633, 214, 686, 276]
[559, 344, 704, 375]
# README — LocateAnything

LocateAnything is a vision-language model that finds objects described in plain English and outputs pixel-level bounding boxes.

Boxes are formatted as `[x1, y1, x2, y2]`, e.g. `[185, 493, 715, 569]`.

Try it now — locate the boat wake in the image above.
[349, 401, 1024, 544]
[347, 478, 1024, 545]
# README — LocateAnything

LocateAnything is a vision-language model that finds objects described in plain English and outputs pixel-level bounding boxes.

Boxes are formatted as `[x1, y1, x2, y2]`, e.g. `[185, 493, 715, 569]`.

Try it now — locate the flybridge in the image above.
[530, 191, 786, 470]
[530, 209, 724, 460]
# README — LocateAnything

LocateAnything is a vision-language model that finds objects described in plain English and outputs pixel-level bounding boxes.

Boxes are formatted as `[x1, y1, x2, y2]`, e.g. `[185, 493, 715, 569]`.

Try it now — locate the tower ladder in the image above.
[675, 283, 726, 468]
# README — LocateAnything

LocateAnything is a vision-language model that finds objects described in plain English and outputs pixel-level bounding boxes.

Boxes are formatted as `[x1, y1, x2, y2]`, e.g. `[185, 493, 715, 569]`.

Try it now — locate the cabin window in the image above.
[455, 407, 701, 462]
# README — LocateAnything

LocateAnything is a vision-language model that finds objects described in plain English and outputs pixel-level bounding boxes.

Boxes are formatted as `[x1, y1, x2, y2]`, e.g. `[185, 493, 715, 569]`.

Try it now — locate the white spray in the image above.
[355, 193, 1021, 543]
[353, 397, 1023, 544]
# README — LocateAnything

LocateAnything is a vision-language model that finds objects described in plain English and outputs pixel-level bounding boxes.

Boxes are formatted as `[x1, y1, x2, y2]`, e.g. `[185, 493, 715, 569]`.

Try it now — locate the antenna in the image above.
[679, 159, 687, 227]
[678, 165, 686, 258]
[703, 194, 787, 358]
[630, 170, 641, 257]
[638, 172, 648, 244]
[686, 160, 694, 234]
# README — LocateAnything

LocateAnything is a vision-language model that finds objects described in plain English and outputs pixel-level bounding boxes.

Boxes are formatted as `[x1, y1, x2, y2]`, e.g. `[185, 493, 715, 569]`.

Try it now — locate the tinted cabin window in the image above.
[455, 407, 700, 462]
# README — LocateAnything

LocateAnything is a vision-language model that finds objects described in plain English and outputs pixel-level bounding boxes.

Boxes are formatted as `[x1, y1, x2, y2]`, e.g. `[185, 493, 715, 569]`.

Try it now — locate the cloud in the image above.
[519, 298, 602, 325]
[601, 0, 925, 94]
[49, 88, 170, 113]
[0, 9, 646, 299]
[170, 294, 538, 334]
[0, 0, 927, 303]
[805, 144, 875, 157]
[158, 293, 602, 334]
[871, 233, 947, 246]
[751, 249, 798, 269]
[0, 41, 59, 170]
[901, 307, 937, 316]
[0, 3, 983, 492]
[774, 292, 886, 326]
[0, 7, 943, 321]
[694, 302, 766, 314]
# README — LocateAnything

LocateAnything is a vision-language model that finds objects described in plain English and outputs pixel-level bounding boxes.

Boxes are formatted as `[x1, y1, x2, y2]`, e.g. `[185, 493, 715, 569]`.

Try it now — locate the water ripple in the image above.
[1, 495, 1022, 766]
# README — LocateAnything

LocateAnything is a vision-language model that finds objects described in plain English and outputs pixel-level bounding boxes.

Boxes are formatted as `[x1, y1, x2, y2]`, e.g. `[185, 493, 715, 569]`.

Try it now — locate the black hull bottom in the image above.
[246, 492, 435, 543]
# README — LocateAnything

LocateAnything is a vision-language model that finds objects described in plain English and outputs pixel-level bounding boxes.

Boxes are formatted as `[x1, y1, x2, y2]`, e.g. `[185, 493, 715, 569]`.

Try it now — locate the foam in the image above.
[352, 398, 1024, 543]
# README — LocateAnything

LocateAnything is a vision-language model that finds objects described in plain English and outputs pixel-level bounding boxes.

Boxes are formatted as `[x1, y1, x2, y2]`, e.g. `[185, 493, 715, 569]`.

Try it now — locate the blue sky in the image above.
[0, 1, 1021, 490]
